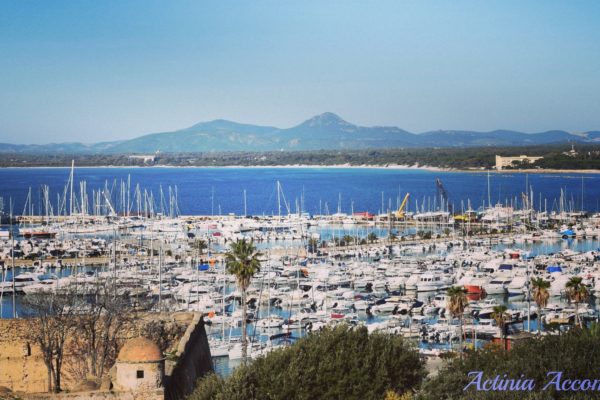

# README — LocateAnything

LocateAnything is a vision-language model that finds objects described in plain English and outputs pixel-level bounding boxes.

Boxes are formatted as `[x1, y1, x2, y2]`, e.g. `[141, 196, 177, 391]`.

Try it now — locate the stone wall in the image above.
[0, 319, 67, 393]
[0, 312, 211, 399]
[21, 388, 163, 400]
[164, 314, 213, 400]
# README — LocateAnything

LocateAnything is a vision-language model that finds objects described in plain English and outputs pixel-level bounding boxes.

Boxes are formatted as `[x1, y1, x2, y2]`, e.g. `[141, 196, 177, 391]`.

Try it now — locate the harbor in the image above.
[1, 166, 600, 377]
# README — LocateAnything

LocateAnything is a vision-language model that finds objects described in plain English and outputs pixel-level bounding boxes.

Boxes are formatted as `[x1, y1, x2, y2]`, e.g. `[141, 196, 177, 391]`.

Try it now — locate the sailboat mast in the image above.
[69, 160, 75, 216]
[487, 171, 491, 208]
[277, 181, 281, 218]
[10, 198, 16, 318]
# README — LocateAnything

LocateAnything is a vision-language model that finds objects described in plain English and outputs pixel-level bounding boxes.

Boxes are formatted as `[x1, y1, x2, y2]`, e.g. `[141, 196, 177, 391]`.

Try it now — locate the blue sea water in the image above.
[0, 167, 598, 216]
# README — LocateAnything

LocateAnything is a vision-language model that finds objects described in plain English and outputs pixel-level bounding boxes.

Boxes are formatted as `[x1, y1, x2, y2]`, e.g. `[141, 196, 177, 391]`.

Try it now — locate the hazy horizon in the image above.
[1, 1, 600, 144]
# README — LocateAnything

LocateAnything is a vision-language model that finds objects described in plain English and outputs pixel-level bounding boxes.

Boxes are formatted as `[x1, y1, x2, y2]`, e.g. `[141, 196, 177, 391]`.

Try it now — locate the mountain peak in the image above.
[300, 112, 353, 128]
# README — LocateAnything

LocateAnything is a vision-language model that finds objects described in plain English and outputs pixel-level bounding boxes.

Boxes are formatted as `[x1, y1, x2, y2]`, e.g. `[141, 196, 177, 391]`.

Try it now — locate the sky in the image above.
[1, 1, 600, 144]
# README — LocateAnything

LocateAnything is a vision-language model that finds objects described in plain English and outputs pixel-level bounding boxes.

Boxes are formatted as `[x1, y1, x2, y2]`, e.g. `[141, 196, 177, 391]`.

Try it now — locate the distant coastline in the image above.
[1, 144, 599, 171]
[2, 164, 600, 174]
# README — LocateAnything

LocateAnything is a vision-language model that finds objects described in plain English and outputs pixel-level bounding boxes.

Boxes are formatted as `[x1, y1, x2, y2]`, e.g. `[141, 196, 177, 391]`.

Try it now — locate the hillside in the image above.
[1, 113, 599, 154]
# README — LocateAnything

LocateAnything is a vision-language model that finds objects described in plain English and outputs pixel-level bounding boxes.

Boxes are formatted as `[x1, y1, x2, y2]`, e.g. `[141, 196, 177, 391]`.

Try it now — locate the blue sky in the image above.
[1, 1, 599, 144]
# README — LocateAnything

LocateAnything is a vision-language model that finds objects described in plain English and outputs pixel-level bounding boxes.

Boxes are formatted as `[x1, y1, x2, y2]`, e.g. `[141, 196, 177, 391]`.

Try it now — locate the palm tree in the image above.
[367, 232, 378, 243]
[342, 235, 354, 246]
[225, 238, 262, 362]
[531, 278, 550, 335]
[566, 277, 589, 328]
[307, 237, 319, 253]
[491, 305, 509, 350]
[195, 238, 208, 254]
[446, 286, 468, 353]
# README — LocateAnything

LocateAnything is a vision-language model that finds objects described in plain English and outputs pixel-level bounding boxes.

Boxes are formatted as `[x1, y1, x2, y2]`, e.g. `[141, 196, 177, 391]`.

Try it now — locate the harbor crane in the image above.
[395, 193, 410, 219]
[435, 178, 453, 214]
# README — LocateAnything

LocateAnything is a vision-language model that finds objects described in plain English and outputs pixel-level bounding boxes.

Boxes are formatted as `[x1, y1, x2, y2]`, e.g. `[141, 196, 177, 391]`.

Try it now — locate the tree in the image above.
[189, 325, 425, 400]
[195, 238, 208, 254]
[72, 281, 136, 380]
[566, 276, 589, 328]
[342, 235, 354, 246]
[446, 286, 468, 354]
[491, 305, 509, 350]
[531, 278, 550, 335]
[419, 326, 600, 400]
[307, 237, 319, 253]
[367, 232, 378, 243]
[225, 239, 261, 363]
[23, 290, 81, 393]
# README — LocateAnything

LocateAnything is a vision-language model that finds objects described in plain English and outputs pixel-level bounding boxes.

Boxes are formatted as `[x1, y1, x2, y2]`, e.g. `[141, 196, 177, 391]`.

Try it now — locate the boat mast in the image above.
[69, 160, 75, 216]
[11, 198, 16, 318]
[277, 181, 281, 218]
[487, 171, 491, 209]
[158, 245, 162, 312]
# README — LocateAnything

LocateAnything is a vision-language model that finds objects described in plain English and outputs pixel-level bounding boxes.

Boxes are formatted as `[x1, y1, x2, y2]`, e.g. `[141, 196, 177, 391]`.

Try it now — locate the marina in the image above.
[1, 167, 600, 376]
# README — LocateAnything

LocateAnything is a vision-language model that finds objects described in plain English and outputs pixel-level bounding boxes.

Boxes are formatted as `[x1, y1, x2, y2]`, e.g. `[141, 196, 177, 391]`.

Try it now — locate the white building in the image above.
[495, 155, 543, 170]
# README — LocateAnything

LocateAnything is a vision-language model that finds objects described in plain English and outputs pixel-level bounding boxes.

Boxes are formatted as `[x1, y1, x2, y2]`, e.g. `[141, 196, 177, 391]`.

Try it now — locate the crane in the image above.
[395, 193, 410, 219]
[435, 178, 453, 214]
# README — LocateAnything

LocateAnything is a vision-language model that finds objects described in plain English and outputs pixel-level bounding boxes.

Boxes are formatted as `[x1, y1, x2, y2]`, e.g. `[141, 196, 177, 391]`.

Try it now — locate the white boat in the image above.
[416, 273, 452, 292]
[1, 272, 42, 293]
[256, 315, 284, 329]
[484, 278, 511, 295]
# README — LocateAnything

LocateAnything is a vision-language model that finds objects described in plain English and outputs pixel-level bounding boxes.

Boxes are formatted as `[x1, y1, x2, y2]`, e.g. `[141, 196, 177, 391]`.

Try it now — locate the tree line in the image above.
[1, 144, 600, 169]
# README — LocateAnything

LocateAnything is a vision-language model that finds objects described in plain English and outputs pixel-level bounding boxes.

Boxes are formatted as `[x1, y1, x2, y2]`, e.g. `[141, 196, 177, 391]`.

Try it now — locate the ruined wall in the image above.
[0, 314, 185, 394]
[22, 388, 163, 400]
[0, 319, 60, 393]
[164, 314, 213, 400]
[0, 312, 208, 398]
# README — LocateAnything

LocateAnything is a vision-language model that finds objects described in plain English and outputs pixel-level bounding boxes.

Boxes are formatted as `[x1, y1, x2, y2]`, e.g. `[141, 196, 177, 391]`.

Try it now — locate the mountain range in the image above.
[2, 112, 599, 154]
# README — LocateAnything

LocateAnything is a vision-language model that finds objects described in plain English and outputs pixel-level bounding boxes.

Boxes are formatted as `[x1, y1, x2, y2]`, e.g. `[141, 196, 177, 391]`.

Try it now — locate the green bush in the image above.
[419, 328, 600, 399]
[189, 325, 425, 400]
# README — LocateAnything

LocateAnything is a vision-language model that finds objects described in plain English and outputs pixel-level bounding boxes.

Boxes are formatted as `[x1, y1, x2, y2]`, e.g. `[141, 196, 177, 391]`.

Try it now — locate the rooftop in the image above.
[117, 337, 162, 363]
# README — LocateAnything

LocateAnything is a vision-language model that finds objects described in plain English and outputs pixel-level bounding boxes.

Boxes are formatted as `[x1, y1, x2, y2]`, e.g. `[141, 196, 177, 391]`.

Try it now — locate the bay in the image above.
[0, 167, 598, 216]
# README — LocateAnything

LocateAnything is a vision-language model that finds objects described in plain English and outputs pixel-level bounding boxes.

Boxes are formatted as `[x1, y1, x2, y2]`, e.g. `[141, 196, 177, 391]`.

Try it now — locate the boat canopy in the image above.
[546, 265, 562, 273]
[499, 264, 513, 271]
[198, 264, 210, 271]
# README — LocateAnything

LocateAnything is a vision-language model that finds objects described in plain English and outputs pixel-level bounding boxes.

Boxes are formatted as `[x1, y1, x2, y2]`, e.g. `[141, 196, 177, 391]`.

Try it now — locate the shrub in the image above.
[419, 328, 600, 399]
[189, 325, 425, 400]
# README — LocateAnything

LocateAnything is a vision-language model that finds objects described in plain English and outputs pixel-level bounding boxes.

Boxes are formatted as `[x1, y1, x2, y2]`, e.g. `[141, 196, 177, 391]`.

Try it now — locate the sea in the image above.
[0, 167, 599, 216]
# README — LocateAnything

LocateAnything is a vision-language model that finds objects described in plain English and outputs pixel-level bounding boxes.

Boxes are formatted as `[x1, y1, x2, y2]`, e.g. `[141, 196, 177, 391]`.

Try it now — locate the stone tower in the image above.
[114, 337, 164, 392]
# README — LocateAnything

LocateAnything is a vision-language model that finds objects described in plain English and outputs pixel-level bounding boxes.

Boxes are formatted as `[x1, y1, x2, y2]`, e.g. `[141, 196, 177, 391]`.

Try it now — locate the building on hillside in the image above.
[495, 155, 543, 170]
[562, 144, 578, 157]
[128, 150, 160, 164]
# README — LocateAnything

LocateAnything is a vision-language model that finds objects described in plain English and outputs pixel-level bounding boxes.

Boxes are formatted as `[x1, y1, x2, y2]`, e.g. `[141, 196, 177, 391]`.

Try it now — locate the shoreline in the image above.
[0, 164, 599, 174]
[0, 164, 447, 171]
